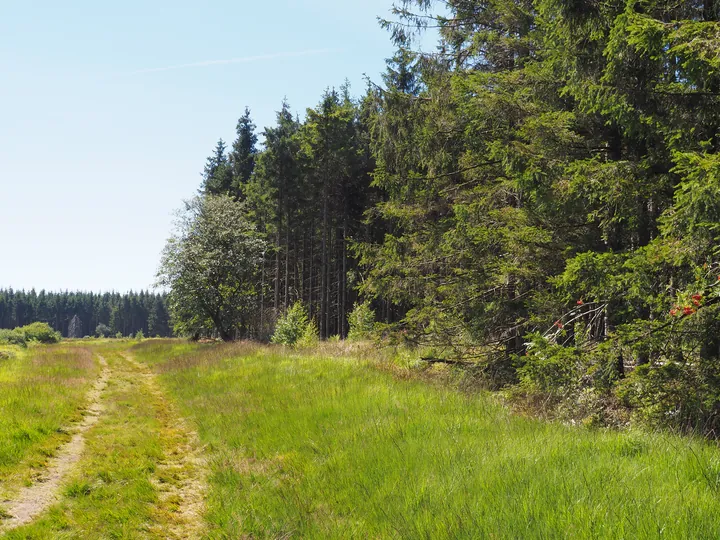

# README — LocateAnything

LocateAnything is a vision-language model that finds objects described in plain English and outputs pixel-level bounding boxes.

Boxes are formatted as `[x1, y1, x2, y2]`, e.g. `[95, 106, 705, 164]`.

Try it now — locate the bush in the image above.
[95, 323, 113, 338]
[135, 330, 145, 340]
[272, 302, 315, 346]
[348, 301, 375, 341]
[0, 323, 60, 346]
[518, 338, 581, 399]
[115, 332, 123, 339]
[297, 320, 320, 348]
[617, 356, 720, 435]
[0, 328, 26, 347]
[21, 322, 60, 344]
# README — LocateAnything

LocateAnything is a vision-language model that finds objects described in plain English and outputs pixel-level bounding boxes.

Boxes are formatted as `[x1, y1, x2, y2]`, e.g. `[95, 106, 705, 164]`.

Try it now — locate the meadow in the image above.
[134, 340, 720, 539]
[6, 339, 720, 538]
[0, 344, 98, 495]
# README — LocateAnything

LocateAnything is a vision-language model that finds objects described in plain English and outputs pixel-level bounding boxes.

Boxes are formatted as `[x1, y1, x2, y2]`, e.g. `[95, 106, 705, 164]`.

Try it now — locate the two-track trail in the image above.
[0, 348, 208, 538]
[0, 354, 110, 532]
[122, 352, 209, 539]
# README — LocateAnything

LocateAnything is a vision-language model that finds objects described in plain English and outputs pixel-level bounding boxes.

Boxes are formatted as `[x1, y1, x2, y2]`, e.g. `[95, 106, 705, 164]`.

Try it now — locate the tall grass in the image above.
[133, 341, 720, 538]
[9, 348, 174, 538]
[0, 345, 98, 488]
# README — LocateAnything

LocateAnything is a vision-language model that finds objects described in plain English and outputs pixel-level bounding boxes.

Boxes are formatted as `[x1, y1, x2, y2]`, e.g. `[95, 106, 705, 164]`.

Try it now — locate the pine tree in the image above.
[229, 107, 258, 200]
[251, 100, 301, 316]
[201, 139, 233, 195]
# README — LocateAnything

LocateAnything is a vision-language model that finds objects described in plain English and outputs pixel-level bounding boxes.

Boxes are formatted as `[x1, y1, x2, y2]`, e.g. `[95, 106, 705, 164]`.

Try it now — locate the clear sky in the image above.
[0, 0, 406, 293]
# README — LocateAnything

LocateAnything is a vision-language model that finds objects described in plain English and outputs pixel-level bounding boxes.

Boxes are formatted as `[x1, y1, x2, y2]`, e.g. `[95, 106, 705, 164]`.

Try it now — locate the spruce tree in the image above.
[229, 107, 258, 200]
[201, 139, 233, 195]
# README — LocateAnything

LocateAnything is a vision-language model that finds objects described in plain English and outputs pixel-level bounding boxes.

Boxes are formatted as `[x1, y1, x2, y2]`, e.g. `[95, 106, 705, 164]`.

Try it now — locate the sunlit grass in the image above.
[6, 348, 165, 539]
[0, 345, 98, 491]
[134, 340, 720, 538]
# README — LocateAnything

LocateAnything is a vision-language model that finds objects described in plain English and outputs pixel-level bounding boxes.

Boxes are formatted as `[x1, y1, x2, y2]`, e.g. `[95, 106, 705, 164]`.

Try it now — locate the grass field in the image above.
[133, 340, 720, 539]
[0, 344, 99, 494]
[6, 339, 720, 538]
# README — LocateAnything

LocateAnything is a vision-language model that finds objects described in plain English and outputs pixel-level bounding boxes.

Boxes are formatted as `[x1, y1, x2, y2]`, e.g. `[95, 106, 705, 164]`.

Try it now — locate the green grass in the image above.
[133, 340, 720, 538]
[7, 339, 720, 537]
[6, 348, 166, 539]
[0, 344, 99, 490]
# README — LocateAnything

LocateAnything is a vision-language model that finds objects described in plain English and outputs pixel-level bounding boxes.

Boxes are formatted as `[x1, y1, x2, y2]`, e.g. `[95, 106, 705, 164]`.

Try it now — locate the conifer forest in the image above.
[0, 290, 171, 338]
[156, 0, 720, 432]
[5, 1, 720, 537]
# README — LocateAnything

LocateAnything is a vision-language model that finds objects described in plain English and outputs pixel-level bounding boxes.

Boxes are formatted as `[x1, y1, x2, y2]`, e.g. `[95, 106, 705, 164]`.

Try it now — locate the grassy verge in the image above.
[0, 344, 98, 492]
[134, 340, 720, 538]
[4, 348, 170, 539]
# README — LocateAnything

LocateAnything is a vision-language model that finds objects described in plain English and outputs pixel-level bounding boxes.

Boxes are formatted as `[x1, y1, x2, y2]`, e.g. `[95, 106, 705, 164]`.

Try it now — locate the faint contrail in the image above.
[131, 49, 336, 74]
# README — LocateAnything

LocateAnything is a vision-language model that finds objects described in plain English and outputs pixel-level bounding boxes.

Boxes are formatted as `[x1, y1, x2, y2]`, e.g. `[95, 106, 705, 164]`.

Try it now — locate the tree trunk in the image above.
[321, 193, 328, 339]
[341, 221, 347, 339]
[274, 228, 280, 315]
[259, 252, 266, 340]
[309, 226, 315, 320]
[285, 219, 290, 310]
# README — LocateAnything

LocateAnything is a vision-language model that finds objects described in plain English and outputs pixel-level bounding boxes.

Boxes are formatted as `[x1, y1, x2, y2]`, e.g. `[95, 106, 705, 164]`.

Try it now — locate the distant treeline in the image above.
[0, 290, 172, 338]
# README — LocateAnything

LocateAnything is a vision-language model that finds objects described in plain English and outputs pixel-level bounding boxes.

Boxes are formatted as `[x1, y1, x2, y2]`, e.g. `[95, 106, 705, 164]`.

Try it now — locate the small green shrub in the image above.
[115, 332, 123, 339]
[20, 322, 60, 344]
[518, 335, 580, 398]
[347, 301, 375, 341]
[0, 323, 60, 347]
[297, 320, 320, 348]
[95, 323, 112, 338]
[0, 328, 27, 347]
[272, 302, 314, 346]
[135, 330, 145, 340]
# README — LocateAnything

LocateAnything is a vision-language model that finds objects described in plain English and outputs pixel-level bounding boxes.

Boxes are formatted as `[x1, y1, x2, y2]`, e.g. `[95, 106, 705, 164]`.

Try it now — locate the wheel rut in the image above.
[0, 354, 110, 533]
[121, 352, 208, 539]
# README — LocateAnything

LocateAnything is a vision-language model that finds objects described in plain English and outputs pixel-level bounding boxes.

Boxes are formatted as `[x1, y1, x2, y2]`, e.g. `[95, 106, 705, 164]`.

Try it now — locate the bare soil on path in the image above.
[0, 348, 208, 538]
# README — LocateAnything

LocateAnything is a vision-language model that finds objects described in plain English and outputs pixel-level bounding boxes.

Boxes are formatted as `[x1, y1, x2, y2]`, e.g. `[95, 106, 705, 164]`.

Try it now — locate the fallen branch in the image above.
[420, 357, 475, 366]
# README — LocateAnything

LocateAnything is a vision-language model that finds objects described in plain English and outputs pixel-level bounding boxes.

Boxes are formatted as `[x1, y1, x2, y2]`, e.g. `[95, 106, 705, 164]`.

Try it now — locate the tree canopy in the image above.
[0, 289, 171, 338]
[166, 0, 720, 432]
[158, 195, 266, 340]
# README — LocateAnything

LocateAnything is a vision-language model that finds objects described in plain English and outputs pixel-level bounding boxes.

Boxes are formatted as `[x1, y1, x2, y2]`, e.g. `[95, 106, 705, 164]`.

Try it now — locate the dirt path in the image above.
[0, 354, 110, 533]
[0, 350, 208, 538]
[122, 352, 208, 539]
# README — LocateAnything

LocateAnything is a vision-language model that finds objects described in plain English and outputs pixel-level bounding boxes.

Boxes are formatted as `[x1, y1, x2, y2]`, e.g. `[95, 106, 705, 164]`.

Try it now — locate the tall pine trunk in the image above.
[284, 218, 290, 310]
[321, 193, 328, 339]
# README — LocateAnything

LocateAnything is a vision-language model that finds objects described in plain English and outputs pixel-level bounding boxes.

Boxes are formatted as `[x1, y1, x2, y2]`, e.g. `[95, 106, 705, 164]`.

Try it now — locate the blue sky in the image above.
[0, 0, 414, 292]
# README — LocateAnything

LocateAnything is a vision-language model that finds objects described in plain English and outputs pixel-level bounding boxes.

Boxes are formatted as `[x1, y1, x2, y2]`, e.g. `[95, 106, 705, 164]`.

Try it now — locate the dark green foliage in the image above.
[0, 289, 172, 338]
[22, 322, 61, 343]
[175, 0, 720, 433]
[201, 139, 233, 196]
[358, 0, 720, 432]
[0, 322, 60, 347]
[95, 323, 112, 338]
[240, 92, 375, 339]
[229, 107, 258, 199]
